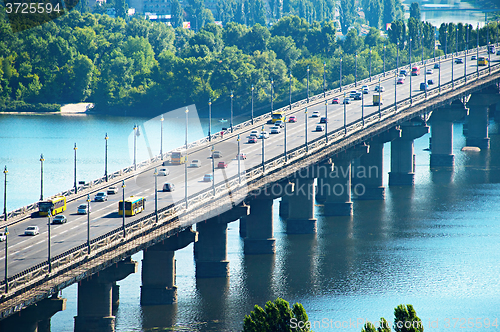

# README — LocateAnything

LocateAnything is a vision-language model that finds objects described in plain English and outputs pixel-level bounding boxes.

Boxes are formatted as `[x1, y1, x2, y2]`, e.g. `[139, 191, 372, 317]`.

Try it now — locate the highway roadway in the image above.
[1, 48, 499, 279]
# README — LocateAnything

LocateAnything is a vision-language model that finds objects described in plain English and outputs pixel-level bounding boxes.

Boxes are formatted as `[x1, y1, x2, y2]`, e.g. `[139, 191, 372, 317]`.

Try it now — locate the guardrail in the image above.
[0, 46, 498, 316]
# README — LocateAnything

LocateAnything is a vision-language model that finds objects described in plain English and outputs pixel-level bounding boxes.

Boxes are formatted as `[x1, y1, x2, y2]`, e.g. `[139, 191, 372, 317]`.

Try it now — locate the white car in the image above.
[107, 186, 118, 194]
[158, 168, 170, 176]
[270, 126, 281, 134]
[77, 204, 91, 214]
[24, 226, 39, 236]
[361, 85, 369, 94]
[315, 125, 324, 132]
[189, 159, 201, 168]
[274, 120, 285, 128]
[249, 130, 259, 137]
[0, 232, 6, 241]
[259, 131, 269, 139]
[426, 69, 433, 74]
[374, 85, 385, 92]
[312, 111, 320, 118]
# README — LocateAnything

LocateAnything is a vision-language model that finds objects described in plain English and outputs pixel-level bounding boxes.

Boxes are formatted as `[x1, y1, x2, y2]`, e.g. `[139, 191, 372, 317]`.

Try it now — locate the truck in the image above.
[373, 94, 382, 106]
[171, 151, 187, 165]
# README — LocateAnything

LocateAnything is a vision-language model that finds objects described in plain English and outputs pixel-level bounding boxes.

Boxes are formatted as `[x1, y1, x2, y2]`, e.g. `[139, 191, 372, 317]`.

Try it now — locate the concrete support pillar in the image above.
[279, 194, 290, 218]
[389, 122, 429, 186]
[315, 162, 332, 204]
[429, 101, 468, 168]
[466, 91, 500, 149]
[141, 227, 197, 305]
[0, 296, 66, 332]
[323, 159, 352, 216]
[75, 258, 137, 332]
[195, 221, 230, 278]
[244, 197, 276, 254]
[239, 217, 247, 238]
[112, 282, 119, 311]
[354, 129, 400, 200]
[287, 172, 317, 234]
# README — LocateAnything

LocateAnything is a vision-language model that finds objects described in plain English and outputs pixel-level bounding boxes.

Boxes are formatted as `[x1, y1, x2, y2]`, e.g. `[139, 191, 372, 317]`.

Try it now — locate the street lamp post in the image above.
[160, 115, 164, 156]
[409, 38, 412, 104]
[477, 23, 480, 77]
[369, 49, 372, 81]
[104, 133, 108, 181]
[307, 66, 310, 103]
[434, 27, 437, 61]
[289, 72, 292, 110]
[261, 125, 265, 172]
[230, 91, 234, 133]
[439, 56, 441, 92]
[40, 154, 44, 201]
[121, 180, 126, 237]
[3, 166, 7, 221]
[87, 194, 90, 254]
[284, 115, 287, 161]
[394, 73, 398, 112]
[211, 146, 215, 196]
[185, 107, 189, 209]
[133, 124, 137, 171]
[270, 79, 274, 113]
[47, 210, 52, 274]
[445, 28, 447, 58]
[397, 42, 400, 75]
[73, 143, 77, 194]
[4, 226, 8, 293]
[343, 92, 347, 134]
[488, 22, 491, 74]
[305, 108, 309, 151]
[422, 33, 424, 65]
[424, 58, 428, 98]
[323, 62, 326, 97]
[355, 52, 358, 87]
[378, 76, 381, 119]
[452, 52, 454, 88]
[154, 168, 158, 223]
[237, 135, 241, 184]
[339, 58, 343, 91]
[456, 26, 459, 56]
[361, 89, 364, 125]
[251, 85, 254, 124]
[384, 45, 386, 76]
[325, 100, 328, 143]
[208, 100, 211, 141]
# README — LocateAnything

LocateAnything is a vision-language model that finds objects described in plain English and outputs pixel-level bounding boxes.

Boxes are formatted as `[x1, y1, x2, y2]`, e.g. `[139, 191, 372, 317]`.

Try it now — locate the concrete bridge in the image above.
[1, 45, 500, 331]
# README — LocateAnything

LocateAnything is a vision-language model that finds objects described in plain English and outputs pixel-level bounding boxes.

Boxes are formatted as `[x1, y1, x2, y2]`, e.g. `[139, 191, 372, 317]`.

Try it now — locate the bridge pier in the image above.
[74, 258, 138, 332]
[0, 296, 66, 332]
[279, 193, 290, 218]
[244, 194, 276, 255]
[141, 227, 197, 305]
[389, 121, 429, 186]
[466, 91, 500, 149]
[323, 144, 368, 216]
[195, 205, 249, 278]
[287, 168, 317, 234]
[355, 129, 401, 200]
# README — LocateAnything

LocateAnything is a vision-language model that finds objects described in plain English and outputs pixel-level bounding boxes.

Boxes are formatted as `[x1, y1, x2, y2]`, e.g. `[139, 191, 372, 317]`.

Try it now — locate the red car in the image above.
[248, 137, 257, 143]
[331, 97, 339, 104]
[288, 115, 297, 123]
[236, 153, 247, 160]
[217, 161, 228, 169]
[397, 77, 404, 84]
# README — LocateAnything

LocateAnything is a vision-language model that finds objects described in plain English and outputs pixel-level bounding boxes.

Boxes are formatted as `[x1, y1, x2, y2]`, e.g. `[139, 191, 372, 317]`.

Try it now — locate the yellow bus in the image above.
[171, 151, 187, 165]
[477, 57, 488, 66]
[39, 196, 67, 216]
[271, 111, 285, 123]
[118, 196, 146, 216]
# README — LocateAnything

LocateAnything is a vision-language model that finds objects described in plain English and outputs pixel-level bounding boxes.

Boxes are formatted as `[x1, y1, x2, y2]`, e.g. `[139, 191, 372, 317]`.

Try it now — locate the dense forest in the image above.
[0, 4, 498, 118]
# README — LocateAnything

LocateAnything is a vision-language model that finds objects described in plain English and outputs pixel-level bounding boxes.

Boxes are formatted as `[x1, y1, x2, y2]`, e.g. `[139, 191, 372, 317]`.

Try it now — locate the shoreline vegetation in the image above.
[0, 5, 497, 119]
[0, 102, 93, 115]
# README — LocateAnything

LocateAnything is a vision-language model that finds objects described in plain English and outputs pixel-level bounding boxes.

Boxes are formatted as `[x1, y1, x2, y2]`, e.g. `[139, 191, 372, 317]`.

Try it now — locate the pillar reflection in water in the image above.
[141, 304, 177, 330]
[242, 254, 276, 305]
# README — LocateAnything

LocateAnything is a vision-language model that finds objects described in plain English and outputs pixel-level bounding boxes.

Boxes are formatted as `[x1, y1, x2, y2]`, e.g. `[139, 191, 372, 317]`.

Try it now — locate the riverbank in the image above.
[0, 102, 93, 115]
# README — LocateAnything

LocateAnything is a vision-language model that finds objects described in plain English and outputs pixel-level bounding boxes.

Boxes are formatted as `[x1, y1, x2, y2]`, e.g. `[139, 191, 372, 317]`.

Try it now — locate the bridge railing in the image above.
[1, 46, 498, 308]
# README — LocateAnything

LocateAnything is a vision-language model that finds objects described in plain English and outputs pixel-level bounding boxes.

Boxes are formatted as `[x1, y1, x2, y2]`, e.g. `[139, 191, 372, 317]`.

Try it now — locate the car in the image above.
[189, 159, 201, 168]
[420, 82, 429, 91]
[24, 226, 39, 236]
[0, 232, 7, 241]
[52, 215, 67, 224]
[248, 136, 257, 144]
[203, 174, 213, 182]
[77, 204, 91, 214]
[270, 126, 281, 134]
[158, 168, 170, 176]
[353, 92, 362, 100]
[399, 69, 408, 76]
[288, 115, 297, 122]
[349, 90, 359, 98]
[374, 85, 385, 92]
[497, 50, 500, 56]
[434, 63, 440, 69]
[236, 153, 247, 160]
[107, 186, 118, 195]
[428, 79, 435, 85]
[471, 55, 477, 60]
[259, 131, 269, 139]
[455, 58, 463, 64]
[94, 192, 108, 202]
[426, 69, 433, 74]
[343, 98, 351, 104]
[361, 85, 369, 94]
[397, 77, 404, 84]
[320, 117, 328, 123]
[162, 183, 175, 192]
[274, 120, 285, 128]
[331, 97, 339, 104]
[311, 111, 320, 118]
[212, 150, 222, 158]
[217, 161, 228, 169]
[249, 130, 259, 137]
[315, 125, 324, 132]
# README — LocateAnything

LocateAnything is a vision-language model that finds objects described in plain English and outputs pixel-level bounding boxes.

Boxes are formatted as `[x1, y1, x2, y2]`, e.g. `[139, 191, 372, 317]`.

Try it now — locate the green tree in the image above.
[171, 0, 184, 28]
[394, 304, 424, 332]
[409, 2, 420, 20]
[243, 298, 311, 332]
[339, 0, 355, 35]
[363, 0, 382, 28]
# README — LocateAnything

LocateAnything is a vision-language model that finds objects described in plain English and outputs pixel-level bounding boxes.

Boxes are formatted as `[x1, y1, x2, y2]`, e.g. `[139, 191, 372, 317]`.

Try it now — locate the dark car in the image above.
[428, 79, 435, 85]
[218, 161, 228, 169]
[420, 82, 428, 91]
[52, 215, 67, 224]
[94, 192, 108, 202]
[320, 117, 328, 123]
[455, 58, 463, 64]
[434, 63, 440, 69]
[163, 183, 175, 192]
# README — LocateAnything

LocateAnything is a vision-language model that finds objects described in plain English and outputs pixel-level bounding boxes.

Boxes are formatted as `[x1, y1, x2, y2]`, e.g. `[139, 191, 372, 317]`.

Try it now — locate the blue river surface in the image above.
[1, 111, 500, 331]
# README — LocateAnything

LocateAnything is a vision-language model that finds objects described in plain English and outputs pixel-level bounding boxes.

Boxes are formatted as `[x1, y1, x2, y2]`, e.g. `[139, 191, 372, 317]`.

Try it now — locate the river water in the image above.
[2, 111, 500, 331]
